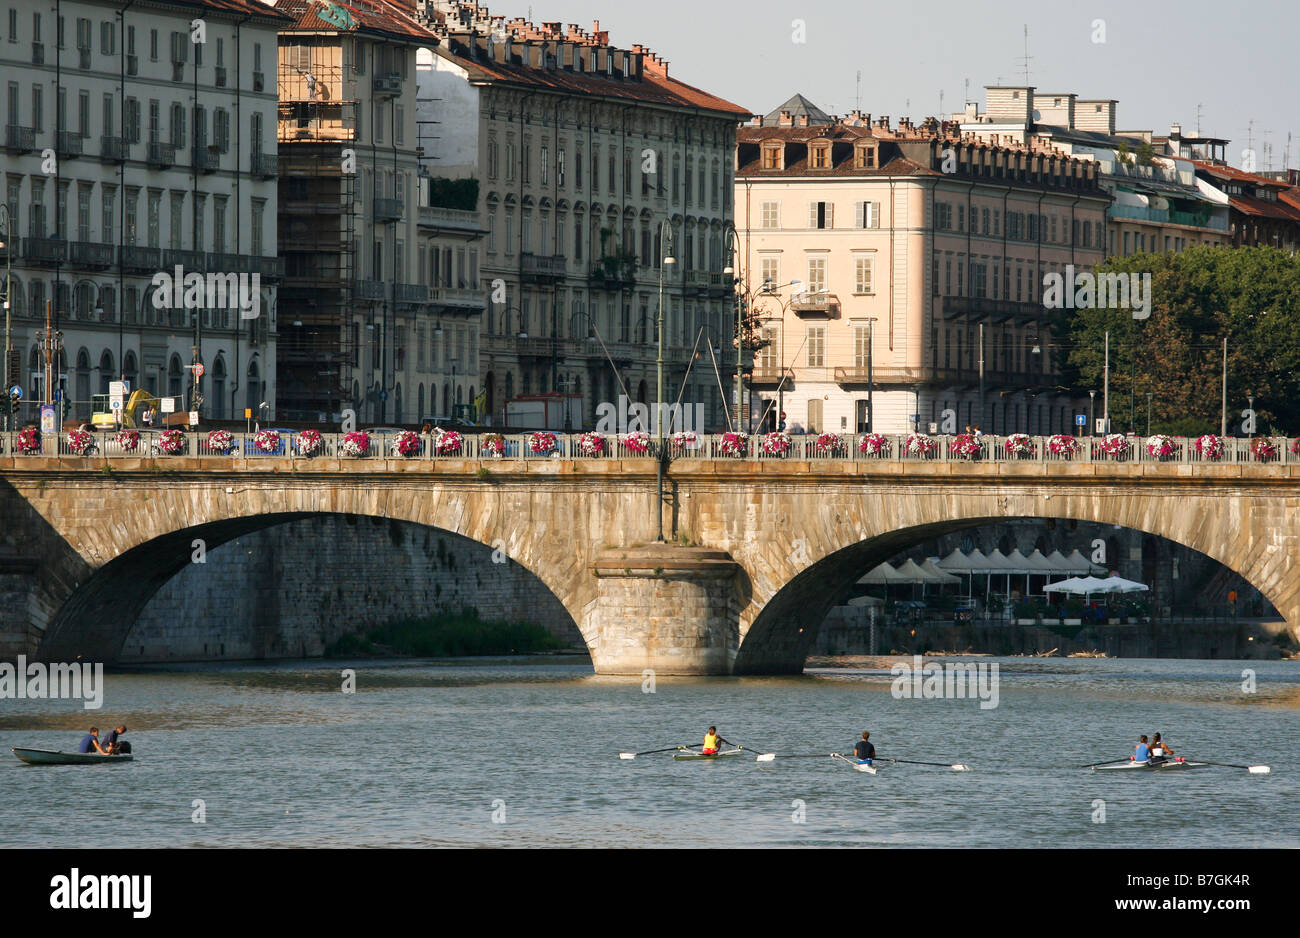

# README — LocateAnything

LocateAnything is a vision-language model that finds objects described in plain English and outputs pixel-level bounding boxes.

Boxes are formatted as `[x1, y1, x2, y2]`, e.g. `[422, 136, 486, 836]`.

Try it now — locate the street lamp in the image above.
[1088, 390, 1096, 437]
[850, 316, 878, 433]
[1146, 391, 1153, 436]
[656, 219, 675, 542]
[0, 203, 13, 431]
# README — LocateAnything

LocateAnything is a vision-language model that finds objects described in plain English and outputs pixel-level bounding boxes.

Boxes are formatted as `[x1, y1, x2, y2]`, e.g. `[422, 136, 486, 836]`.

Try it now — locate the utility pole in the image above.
[1102, 330, 1110, 432]
[1220, 335, 1228, 437]
[978, 322, 985, 430]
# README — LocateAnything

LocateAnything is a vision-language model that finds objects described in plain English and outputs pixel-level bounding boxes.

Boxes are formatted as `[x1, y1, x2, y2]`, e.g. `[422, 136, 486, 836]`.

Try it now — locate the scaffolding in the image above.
[276, 44, 362, 419]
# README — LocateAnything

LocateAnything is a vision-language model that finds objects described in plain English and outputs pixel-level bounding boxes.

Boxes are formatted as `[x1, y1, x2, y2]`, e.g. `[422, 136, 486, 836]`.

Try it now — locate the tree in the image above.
[1052, 247, 1300, 435]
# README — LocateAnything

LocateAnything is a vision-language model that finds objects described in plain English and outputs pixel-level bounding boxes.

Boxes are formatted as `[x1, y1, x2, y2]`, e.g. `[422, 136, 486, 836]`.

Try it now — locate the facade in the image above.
[735, 101, 1109, 437]
[413, 1, 750, 429]
[273, 0, 451, 424]
[957, 89, 1231, 259]
[1, 0, 286, 425]
[1189, 161, 1300, 252]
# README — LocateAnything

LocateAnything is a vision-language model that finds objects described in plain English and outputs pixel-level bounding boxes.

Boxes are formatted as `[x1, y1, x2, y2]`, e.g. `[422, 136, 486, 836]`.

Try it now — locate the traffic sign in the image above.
[192, 364, 205, 378]
[110, 399, 122, 411]
[161, 397, 176, 413]
[9, 385, 21, 400]
[1075, 414, 1086, 426]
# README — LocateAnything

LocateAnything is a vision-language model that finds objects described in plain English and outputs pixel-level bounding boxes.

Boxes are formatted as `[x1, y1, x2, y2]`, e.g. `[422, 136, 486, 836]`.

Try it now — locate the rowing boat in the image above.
[673, 748, 747, 761]
[11, 747, 134, 766]
[1092, 758, 1207, 772]
[830, 753, 879, 774]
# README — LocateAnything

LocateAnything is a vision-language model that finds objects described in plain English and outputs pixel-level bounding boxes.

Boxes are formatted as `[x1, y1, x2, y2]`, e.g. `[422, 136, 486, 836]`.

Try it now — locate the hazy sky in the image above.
[487, 0, 1298, 172]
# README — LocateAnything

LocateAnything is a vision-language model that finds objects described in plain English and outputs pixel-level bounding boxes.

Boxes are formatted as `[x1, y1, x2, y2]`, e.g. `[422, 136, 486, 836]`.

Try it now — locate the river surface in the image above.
[1, 656, 1295, 848]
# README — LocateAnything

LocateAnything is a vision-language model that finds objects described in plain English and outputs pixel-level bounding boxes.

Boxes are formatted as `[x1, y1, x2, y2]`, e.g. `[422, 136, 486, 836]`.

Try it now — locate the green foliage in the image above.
[1056, 247, 1300, 435]
[323, 610, 565, 658]
[1136, 142, 1154, 166]
[425, 177, 479, 212]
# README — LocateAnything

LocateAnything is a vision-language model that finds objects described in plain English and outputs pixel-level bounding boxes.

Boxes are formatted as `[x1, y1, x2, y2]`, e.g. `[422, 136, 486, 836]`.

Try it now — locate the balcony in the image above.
[418, 205, 481, 232]
[515, 336, 561, 359]
[23, 237, 68, 266]
[70, 241, 114, 268]
[147, 141, 176, 168]
[429, 287, 486, 311]
[192, 146, 219, 173]
[4, 124, 36, 153]
[121, 245, 161, 272]
[749, 364, 795, 386]
[373, 197, 403, 221]
[251, 152, 278, 178]
[100, 136, 130, 162]
[589, 255, 636, 291]
[248, 255, 284, 280]
[372, 75, 402, 96]
[353, 279, 385, 302]
[790, 292, 836, 317]
[55, 132, 84, 159]
[939, 296, 1046, 323]
[162, 249, 205, 270]
[683, 271, 731, 296]
[521, 253, 566, 283]
[392, 284, 427, 307]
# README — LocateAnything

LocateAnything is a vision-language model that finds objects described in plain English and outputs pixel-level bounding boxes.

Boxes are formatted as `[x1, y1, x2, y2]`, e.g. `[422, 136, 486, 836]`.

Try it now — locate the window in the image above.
[101, 185, 115, 243]
[854, 325, 870, 368]
[854, 256, 874, 294]
[557, 147, 565, 187]
[855, 201, 879, 228]
[807, 257, 827, 293]
[806, 326, 825, 368]
[854, 144, 876, 169]
[395, 104, 403, 145]
[810, 144, 829, 168]
[760, 256, 780, 288]
[213, 196, 226, 252]
[808, 201, 833, 229]
[936, 202, 951, 229]
[760, 201, 779, 229]
[149, 28, 157, 61]
[540, 144, 548, 186]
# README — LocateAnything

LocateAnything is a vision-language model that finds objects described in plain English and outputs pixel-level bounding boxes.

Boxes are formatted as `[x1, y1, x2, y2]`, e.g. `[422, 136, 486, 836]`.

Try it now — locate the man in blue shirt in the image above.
[853, 731, 876, 765]
[102, 724, 129, 754]
[1134, 734, 1151, 763]
[77, 727, 106, 754]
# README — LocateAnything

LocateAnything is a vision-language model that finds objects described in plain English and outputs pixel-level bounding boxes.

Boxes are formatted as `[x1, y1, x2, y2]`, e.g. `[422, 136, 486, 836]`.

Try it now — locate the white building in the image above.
[1, 0, 286, 424]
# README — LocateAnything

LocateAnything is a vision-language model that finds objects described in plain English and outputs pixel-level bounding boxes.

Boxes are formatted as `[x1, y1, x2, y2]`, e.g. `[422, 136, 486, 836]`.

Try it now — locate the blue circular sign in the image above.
[8, 385, 20, 400]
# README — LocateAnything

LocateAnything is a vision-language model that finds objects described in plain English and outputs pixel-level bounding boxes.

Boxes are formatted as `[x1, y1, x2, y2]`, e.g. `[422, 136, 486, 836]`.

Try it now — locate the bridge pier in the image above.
[588, 546, 742, 675]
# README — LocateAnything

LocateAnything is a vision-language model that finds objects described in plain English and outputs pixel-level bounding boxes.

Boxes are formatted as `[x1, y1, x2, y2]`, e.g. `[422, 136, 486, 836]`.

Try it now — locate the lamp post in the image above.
[0, 203, 13, 431]
[723, 224, 741, 430]
[1146, 391, 1153, 436]
[1088, 390, 1096, 438]
[656, 219, 675, 542]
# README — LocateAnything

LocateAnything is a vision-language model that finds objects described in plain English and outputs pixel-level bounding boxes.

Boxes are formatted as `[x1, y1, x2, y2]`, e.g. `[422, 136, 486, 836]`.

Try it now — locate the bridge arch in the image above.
[733, 505, 1296, 673]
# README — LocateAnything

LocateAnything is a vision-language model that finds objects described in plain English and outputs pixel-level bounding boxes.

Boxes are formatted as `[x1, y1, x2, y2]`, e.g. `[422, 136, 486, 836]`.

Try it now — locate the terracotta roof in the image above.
[1191, 159, 1290, 189]
[273, 0, 436, 42]
[161, 0, 294, 20]
[1281, 189, 1300, 213]
[436, 40, 748, 118]
[1226, 193, 1300, 221]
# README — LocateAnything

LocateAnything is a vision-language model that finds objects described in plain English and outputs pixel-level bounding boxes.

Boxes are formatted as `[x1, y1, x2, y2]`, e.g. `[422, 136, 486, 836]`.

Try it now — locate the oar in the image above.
[727, 740, 777, 761]
[618, 744, 699, 760]
[756, 753, 834, 761]
[880, 757, 972, 772]
[1182, 758, 1271, 775]
[1079, 757, 1129, 768]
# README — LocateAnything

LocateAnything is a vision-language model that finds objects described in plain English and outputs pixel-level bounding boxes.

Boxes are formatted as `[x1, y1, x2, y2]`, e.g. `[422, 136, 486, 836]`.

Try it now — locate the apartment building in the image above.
[1, 0, 286, 423]
[1189, 160, 1300, 252]
[413, 1, 749, 429]
[957, 88, 1230, 258]
[274, 0, 449, 423]
[735, 98, 1109, 437]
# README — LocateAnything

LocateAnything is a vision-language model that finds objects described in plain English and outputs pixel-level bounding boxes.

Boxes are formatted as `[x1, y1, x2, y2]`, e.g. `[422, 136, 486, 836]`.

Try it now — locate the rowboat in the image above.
[673, 748, 747, 761]
[1092, 758, 1208, 772]
[12, 747, 134, 766]
[830, 752, 879, 774]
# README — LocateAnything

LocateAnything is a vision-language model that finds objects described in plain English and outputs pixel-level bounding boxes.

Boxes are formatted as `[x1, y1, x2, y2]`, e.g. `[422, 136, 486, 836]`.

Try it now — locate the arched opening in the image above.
[246, 359, 261, 415]
[738, 516, 1288, 674]
[168, 354, 184, 399]
[211, 357, 226, 419]
[39, 512, 585, 665]
[98, 350, 114, 395]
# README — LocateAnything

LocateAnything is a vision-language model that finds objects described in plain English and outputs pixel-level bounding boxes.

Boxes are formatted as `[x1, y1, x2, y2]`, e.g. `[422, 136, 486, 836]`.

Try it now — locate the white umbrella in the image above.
[1092, 575, 1149, 594]
[1043, 577, 1090, 595]
[921, 559, 962, 585]
[847, 595, 885, 607]
[856, 562, 911, 585]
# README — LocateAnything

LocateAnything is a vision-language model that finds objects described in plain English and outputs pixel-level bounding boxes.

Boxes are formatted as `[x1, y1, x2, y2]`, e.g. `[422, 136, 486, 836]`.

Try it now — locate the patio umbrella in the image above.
[1092, 575, 1149, 594]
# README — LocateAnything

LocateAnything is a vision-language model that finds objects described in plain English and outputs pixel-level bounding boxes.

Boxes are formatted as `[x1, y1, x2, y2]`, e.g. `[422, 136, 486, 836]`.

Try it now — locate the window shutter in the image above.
[868, 202, 879, 228]
[808, 202, 817, 228]
[855, 202, 864, 228]
[825, 203, 833, 228]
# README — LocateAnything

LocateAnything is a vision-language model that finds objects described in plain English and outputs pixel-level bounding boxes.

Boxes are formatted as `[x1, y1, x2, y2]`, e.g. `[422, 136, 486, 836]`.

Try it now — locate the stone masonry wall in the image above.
[121, 515, 582, 661]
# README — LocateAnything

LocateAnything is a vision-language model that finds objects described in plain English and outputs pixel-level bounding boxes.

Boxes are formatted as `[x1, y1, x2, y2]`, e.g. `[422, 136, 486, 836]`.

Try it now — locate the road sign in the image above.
[192, 363, 205, 379]
[52, 387, 63, 402]
[109, 381, 127, 398]
[110, 399, 122, 411]
[9, 385, 21, 400]
[189, 410, 199, 426]
[161, 397, 176, 413]
[1075, 414, 1086, 427]
[40, 404, 55, 434]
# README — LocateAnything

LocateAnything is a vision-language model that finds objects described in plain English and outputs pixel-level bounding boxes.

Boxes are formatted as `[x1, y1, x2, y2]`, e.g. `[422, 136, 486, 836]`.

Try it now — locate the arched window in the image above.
[441, 383, 450, 414]
[394, 383, 402, 423]
[76, 349, 91, 410]
[417, 383, 424, 419]
[168, 354, 184, 399]
[246, 359, 261, 414]
[123, 351, 138, 392]
[98, 350, 114, 394]
[211, 357, 226, 419]
[505, 372, 514, 401]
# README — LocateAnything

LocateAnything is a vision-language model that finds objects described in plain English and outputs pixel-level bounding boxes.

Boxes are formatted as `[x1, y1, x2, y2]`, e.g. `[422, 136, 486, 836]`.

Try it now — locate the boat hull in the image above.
[831, 753, 879, 774]
[12, 747, 134, 766]
[673, 749, 746, 761]
[1093, 759, 1207, 772]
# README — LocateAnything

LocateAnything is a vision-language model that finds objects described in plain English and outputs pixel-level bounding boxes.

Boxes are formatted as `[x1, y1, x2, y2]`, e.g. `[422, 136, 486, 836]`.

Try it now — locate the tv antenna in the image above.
[856, 70, 861, 112]
[1016, 24, 1033, 85]
[1195, 103, 1204, 136]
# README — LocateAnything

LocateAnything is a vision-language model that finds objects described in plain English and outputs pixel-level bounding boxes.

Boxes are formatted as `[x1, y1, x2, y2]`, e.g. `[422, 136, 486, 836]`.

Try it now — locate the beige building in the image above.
[414, 1, 749, 428]
[2, 0, 286, 424]
[736, 98, 1110, 436]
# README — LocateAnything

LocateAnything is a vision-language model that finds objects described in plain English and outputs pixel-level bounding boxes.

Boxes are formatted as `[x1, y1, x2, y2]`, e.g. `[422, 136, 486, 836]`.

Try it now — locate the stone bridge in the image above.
[2, 452, 1297, 673]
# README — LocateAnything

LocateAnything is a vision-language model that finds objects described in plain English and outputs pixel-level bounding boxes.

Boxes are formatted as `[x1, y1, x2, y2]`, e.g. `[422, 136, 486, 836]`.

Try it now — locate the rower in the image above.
[1133, 734, 1151, 763]
[853, 731, 875, 765]
[1150, 733, 1173, 763]
[702, 726, 724, 755]
[103, 724, 130, 755]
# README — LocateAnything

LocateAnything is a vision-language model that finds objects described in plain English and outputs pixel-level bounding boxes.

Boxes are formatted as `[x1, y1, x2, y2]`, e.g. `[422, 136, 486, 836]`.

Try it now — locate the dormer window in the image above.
[810, 143, 830, 168]
[761, 144, 783, 170]
[854, 143, 876, 169]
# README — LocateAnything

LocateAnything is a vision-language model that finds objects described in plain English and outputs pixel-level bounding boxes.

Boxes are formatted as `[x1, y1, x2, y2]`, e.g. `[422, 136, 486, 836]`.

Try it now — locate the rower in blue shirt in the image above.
[853, 731, 875, 765]
[1133, 734, 1151, 763]
[77, 727, 107, 755]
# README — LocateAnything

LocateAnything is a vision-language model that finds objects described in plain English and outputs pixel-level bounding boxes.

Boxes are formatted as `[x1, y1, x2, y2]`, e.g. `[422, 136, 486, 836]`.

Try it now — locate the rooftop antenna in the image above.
[939, 89, 944, 120]
[1017, 24, 1033, 85]
[964, 77, 970, 106]
[1195, 103, 1204, 136]
[1286, 132, 1293, 171]
[856, 70, 861, 112]
[1247, 119, 1255, 158]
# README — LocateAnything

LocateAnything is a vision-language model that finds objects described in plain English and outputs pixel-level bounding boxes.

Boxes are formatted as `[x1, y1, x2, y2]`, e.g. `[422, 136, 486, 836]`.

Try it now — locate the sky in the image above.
[482, 0, 1299, 172]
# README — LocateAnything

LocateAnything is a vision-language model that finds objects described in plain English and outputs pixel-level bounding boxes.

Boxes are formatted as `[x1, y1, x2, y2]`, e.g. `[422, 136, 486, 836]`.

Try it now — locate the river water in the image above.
[1, 656, 1295, 848]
